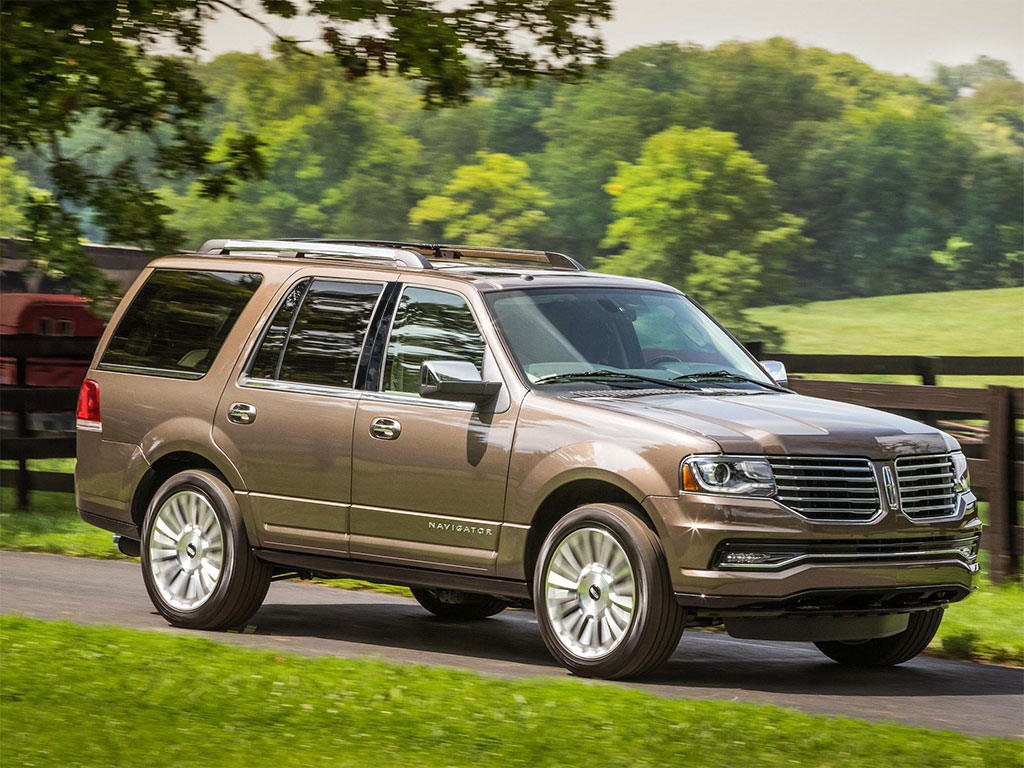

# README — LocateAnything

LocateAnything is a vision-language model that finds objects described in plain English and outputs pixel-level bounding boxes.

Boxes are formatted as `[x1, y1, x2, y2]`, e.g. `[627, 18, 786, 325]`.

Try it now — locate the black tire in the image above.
[140, 469, 271, 631]
[814, 608, 943, 666]
[411, 588, 507, 619]
[533, 503, 685, 679]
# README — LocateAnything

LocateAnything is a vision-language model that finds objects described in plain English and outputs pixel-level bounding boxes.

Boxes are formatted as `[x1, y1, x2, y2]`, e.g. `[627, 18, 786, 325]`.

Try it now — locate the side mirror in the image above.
[419, 360, 502, 404]
[761, 360, 788, 387]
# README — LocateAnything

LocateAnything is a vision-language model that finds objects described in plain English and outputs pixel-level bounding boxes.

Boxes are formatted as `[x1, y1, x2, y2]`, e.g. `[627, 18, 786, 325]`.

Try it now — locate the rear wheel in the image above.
[814, 608, 943, 666]
[411, 588, 507, 619]
[141, 469, 271, 630]
[533, 503, 685, 679]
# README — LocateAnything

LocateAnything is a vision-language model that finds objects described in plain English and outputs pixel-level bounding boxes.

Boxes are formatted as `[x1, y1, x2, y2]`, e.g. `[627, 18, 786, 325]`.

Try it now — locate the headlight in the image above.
[951, 452, 970, 493]
[681, 455, 775, 496]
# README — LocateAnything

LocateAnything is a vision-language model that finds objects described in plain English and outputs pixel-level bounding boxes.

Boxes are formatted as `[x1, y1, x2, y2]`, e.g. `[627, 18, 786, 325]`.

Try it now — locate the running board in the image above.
[253, 548, 531, 600]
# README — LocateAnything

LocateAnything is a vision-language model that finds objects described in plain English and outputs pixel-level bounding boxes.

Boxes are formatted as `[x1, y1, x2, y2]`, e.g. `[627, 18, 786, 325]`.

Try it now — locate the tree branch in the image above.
[207, 0, 317, 55]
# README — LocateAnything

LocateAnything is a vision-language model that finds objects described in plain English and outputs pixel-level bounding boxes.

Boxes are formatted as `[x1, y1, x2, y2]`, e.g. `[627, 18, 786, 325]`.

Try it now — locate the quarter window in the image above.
[383, 287, 485, 394]
[101, 269, 262, 378]
[250, 279, 382, 389]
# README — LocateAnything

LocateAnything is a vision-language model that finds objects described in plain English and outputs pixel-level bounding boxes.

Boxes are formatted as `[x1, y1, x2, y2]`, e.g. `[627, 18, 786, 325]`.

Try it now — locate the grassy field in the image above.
[2, 477, 1019, 664]
[1, 616, 1015, 768]
[748, 286, 1024, 387]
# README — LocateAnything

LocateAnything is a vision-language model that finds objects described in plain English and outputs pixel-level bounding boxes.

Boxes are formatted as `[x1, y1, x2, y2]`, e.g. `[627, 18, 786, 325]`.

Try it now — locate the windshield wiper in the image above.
[671, 370, 789, 393]
[533, 370, 698, 391]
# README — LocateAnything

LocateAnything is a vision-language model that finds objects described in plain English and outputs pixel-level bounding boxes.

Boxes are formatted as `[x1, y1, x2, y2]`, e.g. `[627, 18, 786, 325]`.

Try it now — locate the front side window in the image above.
[250, 279, 382, 389]
[101, 269, 262, 378]
[486, 287, 773, 392]
[383, 287, 485, 395]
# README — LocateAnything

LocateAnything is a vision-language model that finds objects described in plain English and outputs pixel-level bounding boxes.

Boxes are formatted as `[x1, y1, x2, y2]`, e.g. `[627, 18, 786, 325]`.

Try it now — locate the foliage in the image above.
[3, 27, 1022, 330]
[409, 153, 549, 245]
[600, 127, 809, 342]
[0, 0, 611, 305]
[2, 616, 1017, 767]
[0, 156, 37, 237]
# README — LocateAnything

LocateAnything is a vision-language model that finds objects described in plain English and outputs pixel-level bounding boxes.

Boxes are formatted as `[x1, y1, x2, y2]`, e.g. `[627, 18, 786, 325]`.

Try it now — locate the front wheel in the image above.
[814, 608, 943, 666]
[141, 469, 271, 630]
[533, 503, 685, 679]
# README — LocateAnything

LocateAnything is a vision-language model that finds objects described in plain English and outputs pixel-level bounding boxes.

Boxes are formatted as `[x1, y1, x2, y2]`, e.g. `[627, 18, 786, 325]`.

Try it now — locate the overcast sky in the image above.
[197, 0, 1024, 79]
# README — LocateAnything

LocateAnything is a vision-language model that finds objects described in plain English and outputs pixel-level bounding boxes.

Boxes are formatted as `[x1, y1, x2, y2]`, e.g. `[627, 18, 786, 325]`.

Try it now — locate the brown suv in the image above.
[76, 238, 980, 678]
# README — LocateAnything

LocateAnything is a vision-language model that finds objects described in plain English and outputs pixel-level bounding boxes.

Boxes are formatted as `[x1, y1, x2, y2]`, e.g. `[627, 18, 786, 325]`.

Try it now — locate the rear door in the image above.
[213, 274, 388, 555]
[350, 284, 518, 575]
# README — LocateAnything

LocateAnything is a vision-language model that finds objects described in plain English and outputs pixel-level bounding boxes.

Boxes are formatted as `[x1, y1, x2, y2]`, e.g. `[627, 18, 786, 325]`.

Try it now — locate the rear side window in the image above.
[101, 269, 262, 379]
[249, 279, 383, 389]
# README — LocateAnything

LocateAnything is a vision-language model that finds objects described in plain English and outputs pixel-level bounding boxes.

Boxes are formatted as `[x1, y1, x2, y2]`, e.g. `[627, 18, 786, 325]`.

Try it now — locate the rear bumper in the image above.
[644, 492, 981, 616]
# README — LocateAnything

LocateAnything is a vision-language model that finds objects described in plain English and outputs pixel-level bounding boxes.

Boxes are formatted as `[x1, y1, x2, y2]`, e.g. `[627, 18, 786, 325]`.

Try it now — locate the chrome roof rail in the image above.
[196, 238, 586, 271]
[197, 239, 433, 269]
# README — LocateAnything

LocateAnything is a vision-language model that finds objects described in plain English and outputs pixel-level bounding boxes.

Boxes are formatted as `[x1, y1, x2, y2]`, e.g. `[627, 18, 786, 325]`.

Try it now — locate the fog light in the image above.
[719, 551, 798, 567]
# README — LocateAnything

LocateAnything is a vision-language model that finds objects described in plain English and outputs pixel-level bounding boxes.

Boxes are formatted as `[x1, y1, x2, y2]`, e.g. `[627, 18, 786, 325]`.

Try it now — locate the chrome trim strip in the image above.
[361, 391, 476, 412]
[719, 547, 978, 571]
[76, 419, 102, 432]
[97, 363, 204, 380]
[239, 376, 362, 400]
[351, 503, 501, 527]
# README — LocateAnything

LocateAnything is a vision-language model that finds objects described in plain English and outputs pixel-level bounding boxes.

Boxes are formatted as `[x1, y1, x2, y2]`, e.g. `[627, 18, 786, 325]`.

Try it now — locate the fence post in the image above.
[985, 385, 1017, 583]
[15, 348, 30, 509]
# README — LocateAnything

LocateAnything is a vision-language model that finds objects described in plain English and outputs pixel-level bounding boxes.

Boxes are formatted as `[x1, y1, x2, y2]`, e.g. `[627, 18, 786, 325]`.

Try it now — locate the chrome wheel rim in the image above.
[148, 489, 224, 611]
[544, 527, 636, 659]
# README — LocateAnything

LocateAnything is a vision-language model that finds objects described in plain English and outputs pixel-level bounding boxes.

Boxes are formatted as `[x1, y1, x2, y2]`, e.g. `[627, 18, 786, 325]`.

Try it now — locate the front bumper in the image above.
[643, 492, 981, 616]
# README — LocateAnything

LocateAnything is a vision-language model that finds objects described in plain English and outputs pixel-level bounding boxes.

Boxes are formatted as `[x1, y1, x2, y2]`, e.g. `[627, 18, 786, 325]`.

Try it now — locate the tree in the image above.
[409, 153, 548, 246]
[0, 156, 38, 237]
[600, 127, 810, 342]
[0, 0, 611, 305]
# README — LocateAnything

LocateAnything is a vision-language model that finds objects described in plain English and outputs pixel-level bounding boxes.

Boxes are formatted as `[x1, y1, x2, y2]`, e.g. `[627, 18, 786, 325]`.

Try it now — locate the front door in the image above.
[214, 276, 386, 555]
[351, 285, 518, 574]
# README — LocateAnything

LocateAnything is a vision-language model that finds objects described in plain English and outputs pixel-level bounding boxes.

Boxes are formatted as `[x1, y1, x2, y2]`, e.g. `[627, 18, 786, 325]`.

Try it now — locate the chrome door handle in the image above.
[370, 417, 401, 440]
[227, 402, 257, 425]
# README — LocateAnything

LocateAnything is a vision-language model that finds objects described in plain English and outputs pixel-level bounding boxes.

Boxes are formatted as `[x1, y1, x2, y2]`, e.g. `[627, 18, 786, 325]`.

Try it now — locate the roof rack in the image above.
[197, 239, 433, 269]
[196, 238, 585, 271]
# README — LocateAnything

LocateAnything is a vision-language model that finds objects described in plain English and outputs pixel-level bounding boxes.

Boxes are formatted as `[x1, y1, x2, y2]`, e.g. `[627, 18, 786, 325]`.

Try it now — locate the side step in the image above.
[253, 548, 530, 600]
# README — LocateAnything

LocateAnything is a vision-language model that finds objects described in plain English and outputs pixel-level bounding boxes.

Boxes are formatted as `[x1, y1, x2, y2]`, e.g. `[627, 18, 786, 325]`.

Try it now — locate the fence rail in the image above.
[1, 335, 96, 503]
[3, 335, 1022, 580]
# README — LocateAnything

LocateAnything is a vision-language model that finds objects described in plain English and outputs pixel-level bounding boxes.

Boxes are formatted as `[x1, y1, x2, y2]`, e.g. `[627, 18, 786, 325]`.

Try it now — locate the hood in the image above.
[580, 391, 955, 459]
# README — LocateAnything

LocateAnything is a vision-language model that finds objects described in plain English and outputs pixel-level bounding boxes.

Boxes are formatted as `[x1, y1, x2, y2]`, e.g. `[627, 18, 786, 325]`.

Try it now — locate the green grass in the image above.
[0, 486, 126, 560]
[1, 616, 1016, 768]
[749, 286, 1024, 388]
[934, 581, 1024, 665]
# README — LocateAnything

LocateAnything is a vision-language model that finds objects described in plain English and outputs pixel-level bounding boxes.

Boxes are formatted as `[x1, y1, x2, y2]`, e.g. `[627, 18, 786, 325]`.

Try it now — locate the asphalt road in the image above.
[2, 551, 1021, 738]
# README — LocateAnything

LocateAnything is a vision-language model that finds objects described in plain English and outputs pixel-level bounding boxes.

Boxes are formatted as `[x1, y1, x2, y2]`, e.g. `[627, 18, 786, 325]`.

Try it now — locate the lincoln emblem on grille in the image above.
[882, 465, 899, 510]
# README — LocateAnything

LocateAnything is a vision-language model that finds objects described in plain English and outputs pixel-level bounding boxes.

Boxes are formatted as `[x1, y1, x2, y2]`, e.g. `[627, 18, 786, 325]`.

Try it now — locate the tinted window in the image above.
[250, 280, 308, 379]
[101, 270, 262, 378]
[383, 288, 485, 394]
[486, 288, 770, 387]
[273, 280, 382, 388]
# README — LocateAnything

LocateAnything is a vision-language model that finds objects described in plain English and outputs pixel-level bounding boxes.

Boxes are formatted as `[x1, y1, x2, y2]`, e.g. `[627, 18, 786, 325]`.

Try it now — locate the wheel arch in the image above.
[523, 476, 656, 584]
[129, 450, 233, 532]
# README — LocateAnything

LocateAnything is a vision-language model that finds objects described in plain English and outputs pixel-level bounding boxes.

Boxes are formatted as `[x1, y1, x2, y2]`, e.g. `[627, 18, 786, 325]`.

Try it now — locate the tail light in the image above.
[77, 378, 101, 427]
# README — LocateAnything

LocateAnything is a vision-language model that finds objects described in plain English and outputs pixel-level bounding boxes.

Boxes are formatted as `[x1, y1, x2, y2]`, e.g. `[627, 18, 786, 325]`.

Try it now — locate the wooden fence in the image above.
[3, 335, 1022, 580]
[1, 335, 96, 506]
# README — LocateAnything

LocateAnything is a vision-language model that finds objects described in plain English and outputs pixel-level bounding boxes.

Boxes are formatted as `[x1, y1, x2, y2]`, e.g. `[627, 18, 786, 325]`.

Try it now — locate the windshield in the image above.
[486, 287, 774, 392]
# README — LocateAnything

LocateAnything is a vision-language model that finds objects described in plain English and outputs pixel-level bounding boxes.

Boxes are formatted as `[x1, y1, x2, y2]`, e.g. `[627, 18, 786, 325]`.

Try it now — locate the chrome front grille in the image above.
[895, 454, 957, 519]
[767, 456, 880, 521]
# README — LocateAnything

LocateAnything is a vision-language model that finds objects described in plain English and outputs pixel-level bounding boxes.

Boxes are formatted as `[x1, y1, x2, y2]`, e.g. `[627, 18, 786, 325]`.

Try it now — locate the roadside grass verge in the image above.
[1, 463, 1016, 663]
[1, 616, 1015, 768]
